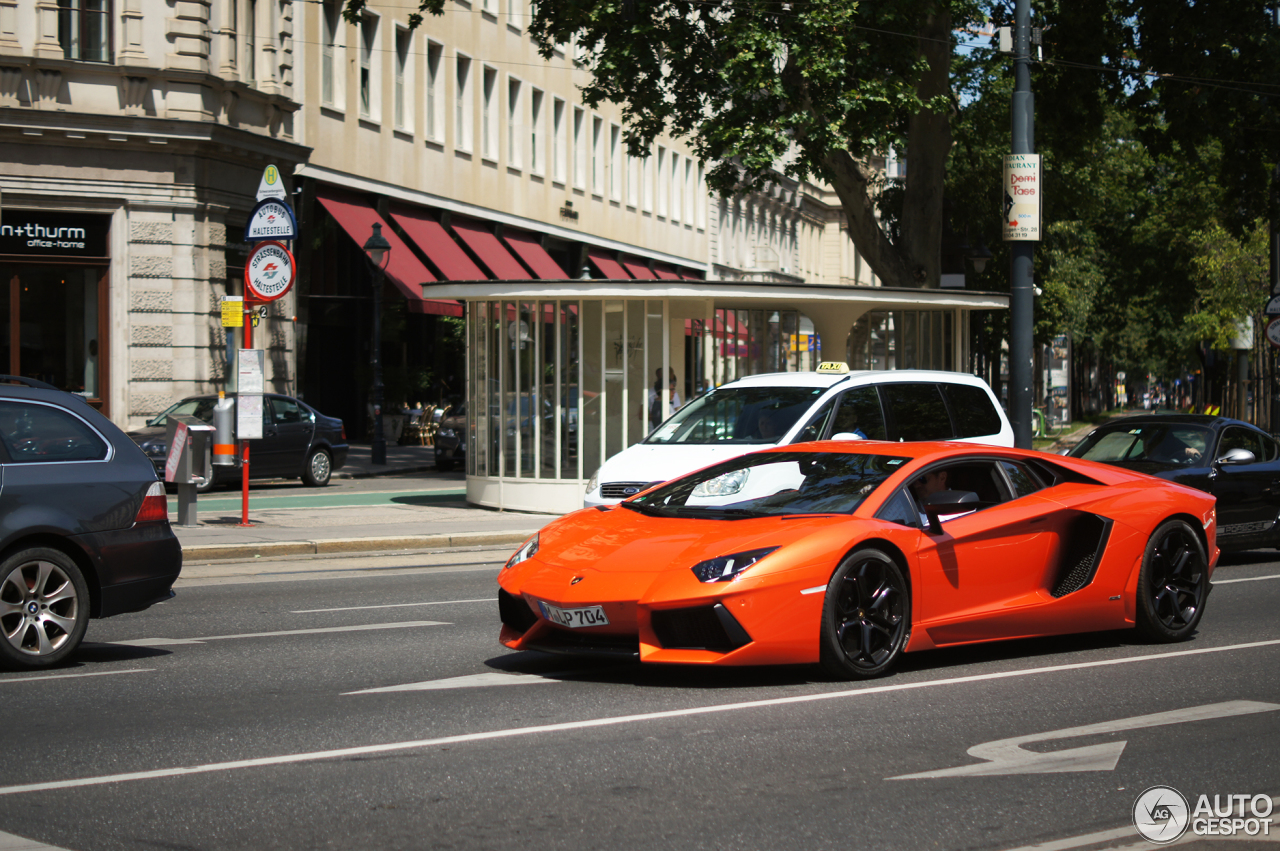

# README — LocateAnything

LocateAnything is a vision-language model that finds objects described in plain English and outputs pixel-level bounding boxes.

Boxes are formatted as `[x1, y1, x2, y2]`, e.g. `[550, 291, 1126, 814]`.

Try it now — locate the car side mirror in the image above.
[831, 432, 864, 441]
[1215, 447, 1256, 466]
[923, 490, 981, 536]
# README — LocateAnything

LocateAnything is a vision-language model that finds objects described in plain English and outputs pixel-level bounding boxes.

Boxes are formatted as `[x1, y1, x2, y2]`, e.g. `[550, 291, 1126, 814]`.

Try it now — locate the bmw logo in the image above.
[27, 602, 38, 614]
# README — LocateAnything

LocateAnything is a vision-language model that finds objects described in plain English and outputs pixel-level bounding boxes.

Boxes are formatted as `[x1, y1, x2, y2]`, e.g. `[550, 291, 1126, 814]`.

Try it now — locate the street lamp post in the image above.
[363, 222, 392, 466]
[1009, 0, 1036, 449]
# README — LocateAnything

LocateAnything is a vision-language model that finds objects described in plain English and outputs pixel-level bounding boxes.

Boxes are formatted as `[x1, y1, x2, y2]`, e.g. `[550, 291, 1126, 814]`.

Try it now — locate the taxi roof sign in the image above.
[816, 362, 850, 374]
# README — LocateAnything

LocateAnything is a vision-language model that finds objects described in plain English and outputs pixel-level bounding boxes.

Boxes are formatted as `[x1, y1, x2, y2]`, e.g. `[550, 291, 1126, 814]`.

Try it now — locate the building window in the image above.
[455, 55, 473, 151]
[320, 0, 340, 106]
[656, 146, 667, 217]
[507, 77, 522, 168]
[507, 0, 522, 28]
[243, 0, 258, 85]
[552, 97, 566, 184]
[529, 88, 544, 175]
[359, 14, 379, 120]
[684, 158, 694, 224]
[58, 0, 110, 62]
[696, 165, 706, 229]
[609, 125, 622, 201]
[591, 116, 604, 196]
[670, 152, 681, 223]
[395, 27, 412, 131]
[626, 153, 637, 208]
[482, 66, 498, 160]
[641, 149, 652, 212]
[425, 41, 443, 140]
[482, 0, 496, 14]
[573, 107, 585, 188]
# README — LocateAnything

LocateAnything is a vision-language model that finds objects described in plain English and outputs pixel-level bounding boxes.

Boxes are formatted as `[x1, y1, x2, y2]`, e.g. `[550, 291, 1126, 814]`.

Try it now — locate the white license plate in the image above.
[538, 601, 609, 629]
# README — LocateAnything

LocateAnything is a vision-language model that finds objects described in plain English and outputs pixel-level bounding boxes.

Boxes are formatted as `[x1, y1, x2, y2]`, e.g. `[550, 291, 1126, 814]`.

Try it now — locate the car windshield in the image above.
[1071, 423, 1212, 465]
[626, 450, 909, 519]
[150, 397, 217, 427]
[643, 386, 827, 445]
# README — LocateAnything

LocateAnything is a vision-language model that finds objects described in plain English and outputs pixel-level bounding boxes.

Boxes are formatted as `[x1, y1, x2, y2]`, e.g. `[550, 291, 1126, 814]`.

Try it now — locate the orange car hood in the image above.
[533, 505, 843, 577]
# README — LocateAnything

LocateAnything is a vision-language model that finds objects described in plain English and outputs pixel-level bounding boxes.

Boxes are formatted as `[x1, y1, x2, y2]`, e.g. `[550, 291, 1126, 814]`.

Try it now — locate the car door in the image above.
[818, 385, 888, 441]
[900, 459, 1070, 643]
[257, 396, 315, 478]
[1211, 426, 1280, 539]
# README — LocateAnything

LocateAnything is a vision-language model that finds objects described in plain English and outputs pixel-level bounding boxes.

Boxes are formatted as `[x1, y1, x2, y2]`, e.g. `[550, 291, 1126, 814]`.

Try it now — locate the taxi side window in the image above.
[831, 386, 887, 440]
[882, 383, 953, 441]
[792, 399, 836, 443]
[943, 384, 1003, 438]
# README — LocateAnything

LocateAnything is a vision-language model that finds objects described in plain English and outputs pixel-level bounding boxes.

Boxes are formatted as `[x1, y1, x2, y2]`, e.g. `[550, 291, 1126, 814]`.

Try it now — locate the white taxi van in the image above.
[583, 364, 1013, 507]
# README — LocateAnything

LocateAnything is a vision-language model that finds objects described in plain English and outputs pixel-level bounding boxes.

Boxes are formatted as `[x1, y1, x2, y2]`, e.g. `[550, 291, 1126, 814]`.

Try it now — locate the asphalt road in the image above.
[1, 549, 1278, 851]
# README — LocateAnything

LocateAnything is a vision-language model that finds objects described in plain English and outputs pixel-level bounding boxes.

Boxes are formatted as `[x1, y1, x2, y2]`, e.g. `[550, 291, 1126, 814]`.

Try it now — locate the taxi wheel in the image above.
[303, 448, 332, 487]
[819, 548, 910, 679]
[1136, 519, 1208, 642]
[0, 547, 90, 670]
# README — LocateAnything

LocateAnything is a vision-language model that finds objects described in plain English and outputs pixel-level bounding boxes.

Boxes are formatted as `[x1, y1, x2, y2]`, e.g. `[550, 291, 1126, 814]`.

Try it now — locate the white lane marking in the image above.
[1215, 573, 1280, 585]
[996, 796, 1280, 850]
[800, 585, 826, 595]
[890, 700, 1280, 779]
[0, 829, 74, 850]
[0, 669, 152, 685]
[291, 598, 493, 614]
[345, 672, 563, 694]
[114, 621, 448, 647]
[2, 637, 1279, 797]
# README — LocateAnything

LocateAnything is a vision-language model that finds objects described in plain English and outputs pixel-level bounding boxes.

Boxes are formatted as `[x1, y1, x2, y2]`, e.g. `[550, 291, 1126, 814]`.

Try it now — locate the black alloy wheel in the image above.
[819, 548, 910, 679]
[1136, 519, 1209, 642]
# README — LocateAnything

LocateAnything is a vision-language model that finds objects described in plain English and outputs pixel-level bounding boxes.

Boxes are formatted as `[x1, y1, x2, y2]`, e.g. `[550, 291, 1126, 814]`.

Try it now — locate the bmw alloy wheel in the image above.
[0, 549, 90, 668]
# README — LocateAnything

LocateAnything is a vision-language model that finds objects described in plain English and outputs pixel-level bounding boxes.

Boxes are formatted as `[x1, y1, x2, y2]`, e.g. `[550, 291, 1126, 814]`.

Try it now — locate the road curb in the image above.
[180, 529, 536, 562]
[332, 464, 438, 480]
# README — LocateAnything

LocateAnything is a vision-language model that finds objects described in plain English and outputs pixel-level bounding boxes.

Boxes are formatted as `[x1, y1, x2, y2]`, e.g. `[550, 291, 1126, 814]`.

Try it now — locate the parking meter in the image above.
[165, 414, 215, 526]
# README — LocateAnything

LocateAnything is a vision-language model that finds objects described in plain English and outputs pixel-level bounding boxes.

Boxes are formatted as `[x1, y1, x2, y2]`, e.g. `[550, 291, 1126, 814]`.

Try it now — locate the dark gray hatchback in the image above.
[0, 377, 181, 669]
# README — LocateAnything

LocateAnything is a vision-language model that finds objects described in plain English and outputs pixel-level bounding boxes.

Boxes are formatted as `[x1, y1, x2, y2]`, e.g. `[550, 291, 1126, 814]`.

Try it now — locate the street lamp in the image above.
[363, 222, 392, 466]
[968, 242, 992, 274]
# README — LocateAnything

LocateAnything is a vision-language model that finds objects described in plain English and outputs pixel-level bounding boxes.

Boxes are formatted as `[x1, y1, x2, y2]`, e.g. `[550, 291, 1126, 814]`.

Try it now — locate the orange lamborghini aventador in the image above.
[498, 441, 1218, 679]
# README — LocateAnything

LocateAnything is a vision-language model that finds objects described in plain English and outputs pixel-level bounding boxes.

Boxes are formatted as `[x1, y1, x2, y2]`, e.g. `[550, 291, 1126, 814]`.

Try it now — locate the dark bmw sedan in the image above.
[129, 393, 348, 491]
[1068, 413, 1280, 551]
[0, 377, 181, 669]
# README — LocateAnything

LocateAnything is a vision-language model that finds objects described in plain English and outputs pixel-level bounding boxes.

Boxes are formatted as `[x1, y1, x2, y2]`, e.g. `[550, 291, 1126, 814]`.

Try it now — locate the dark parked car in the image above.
[129, 393, 348, 491]
[0, 376, 181, 669]
[1068, 413, 1280, 551]
[434, 402, 465, 472]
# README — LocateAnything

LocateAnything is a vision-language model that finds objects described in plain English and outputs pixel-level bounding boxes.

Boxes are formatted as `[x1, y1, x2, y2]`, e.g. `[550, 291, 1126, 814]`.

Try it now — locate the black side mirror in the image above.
[923, 489, 981, 536]
[1215, 447, 1256, 466]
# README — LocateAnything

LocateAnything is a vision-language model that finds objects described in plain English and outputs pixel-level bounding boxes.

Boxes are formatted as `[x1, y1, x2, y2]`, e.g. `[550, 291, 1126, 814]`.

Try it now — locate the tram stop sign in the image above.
[244, 240, 296, 302]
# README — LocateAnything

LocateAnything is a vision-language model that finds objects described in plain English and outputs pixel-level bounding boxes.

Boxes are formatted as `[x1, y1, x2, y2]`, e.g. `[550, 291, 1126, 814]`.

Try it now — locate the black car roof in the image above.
[1088, 413, 1248, 429]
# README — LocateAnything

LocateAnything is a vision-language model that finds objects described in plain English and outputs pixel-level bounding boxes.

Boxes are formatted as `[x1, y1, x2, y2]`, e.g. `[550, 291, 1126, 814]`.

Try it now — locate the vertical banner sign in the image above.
[236, 349, 265, 440]
[220, 296, 244, 327]
[1002, 154, 1042, 241]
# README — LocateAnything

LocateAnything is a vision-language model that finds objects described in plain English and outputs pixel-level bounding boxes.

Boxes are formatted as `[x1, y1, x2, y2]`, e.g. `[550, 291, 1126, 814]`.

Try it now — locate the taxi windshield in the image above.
[626, 450, 909, 518]
[643, 386, 825, 445]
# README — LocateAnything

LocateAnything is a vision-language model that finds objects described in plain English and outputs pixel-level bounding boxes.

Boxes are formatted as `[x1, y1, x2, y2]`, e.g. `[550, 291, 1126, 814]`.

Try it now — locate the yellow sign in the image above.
[221, 296, 244, 328]
[816, 361, 850, 374]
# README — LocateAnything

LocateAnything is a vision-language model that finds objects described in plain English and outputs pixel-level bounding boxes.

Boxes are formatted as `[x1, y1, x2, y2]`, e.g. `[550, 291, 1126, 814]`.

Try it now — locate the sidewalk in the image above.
[172, 443, 549, 562]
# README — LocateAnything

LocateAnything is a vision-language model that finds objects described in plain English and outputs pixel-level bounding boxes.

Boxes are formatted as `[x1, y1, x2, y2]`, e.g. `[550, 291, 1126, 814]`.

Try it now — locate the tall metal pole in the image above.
[1009, 0, 1036, 448]
[371, 266, 387, 466]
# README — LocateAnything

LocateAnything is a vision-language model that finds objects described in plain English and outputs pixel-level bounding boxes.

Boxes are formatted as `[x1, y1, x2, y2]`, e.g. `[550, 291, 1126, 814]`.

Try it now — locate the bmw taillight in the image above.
[134, 481, 169, 525]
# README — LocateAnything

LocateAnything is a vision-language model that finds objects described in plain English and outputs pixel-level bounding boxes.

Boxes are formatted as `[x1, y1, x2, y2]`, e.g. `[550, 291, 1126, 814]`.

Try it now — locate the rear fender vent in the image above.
[498, 588, 538, 633]
[650, 604, 751, 652]
[1050, 513, 1112, 598]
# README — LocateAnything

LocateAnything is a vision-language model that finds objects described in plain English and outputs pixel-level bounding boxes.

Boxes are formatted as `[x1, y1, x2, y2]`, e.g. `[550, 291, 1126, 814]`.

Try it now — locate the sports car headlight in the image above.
[586, 468, 600, 493]
[691, 547, 779, 583]
[505, 534, 540, 570]
[691, 468, 749, 497]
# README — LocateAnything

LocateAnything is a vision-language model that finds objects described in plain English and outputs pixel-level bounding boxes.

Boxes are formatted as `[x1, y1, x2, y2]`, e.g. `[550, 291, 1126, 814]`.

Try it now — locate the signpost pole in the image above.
[239, 298, 254, 527]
